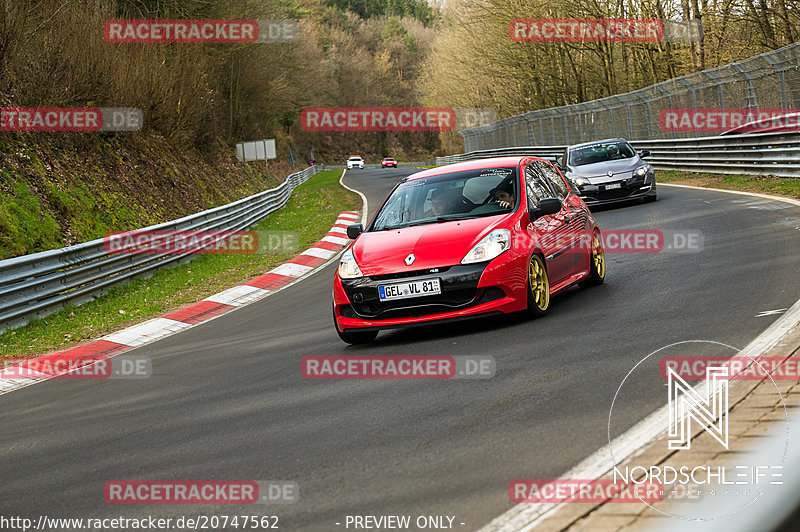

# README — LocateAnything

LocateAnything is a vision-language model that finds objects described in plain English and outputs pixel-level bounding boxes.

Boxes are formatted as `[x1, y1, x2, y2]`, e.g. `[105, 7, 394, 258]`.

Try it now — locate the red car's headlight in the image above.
[338, 248, 363, 279]
[461, 229, 511, 264]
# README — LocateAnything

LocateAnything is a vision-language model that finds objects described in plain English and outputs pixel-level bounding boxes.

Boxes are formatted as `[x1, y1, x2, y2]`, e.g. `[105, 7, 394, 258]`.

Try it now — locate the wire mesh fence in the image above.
[459, 42, 800, 152]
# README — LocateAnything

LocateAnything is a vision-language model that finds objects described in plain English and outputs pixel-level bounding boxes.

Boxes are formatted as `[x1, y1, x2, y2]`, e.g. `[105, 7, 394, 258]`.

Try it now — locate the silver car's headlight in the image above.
[461, 229, 511, 264]
[633, 164, 653, 179]
[338, 248, 363, 279]
[572, 177, 591, 186]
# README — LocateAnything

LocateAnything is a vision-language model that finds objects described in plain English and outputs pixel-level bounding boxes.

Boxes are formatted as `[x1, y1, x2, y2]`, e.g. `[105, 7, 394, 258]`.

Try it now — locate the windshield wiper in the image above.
[376, 224, 407, 231]
[406, 214, 476, 227]
[376, 214, 478, 231]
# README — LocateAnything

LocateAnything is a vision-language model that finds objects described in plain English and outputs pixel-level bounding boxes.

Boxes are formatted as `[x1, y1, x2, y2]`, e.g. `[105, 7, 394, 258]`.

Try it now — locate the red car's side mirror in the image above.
[529, 197, 562, 221]
[347, 224, 364, 239]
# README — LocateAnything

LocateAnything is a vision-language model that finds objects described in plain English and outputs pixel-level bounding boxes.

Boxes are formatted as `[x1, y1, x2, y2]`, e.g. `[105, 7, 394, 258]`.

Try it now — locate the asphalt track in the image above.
[1, 166, 799, 531]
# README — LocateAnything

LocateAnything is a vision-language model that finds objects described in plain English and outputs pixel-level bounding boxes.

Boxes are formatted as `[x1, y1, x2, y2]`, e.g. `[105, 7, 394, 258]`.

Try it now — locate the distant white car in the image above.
[347, 156, 364, 169]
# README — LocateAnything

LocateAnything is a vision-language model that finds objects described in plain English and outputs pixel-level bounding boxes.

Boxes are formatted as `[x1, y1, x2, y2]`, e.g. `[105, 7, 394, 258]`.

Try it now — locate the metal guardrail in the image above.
[435, 131, 800, 177]
[458, 41, 800, 150]
[0, 165, 325, 332]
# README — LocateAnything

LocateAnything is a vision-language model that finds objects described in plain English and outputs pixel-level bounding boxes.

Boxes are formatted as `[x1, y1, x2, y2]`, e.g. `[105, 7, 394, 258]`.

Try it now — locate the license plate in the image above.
[604, 183, 622, 190]
[378, 279, 441, 301]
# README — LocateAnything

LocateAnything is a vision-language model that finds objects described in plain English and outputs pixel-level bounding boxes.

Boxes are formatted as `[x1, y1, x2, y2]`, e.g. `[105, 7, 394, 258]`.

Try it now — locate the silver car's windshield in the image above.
[569, 141, 636, 166]
[371, 167, 519, 231]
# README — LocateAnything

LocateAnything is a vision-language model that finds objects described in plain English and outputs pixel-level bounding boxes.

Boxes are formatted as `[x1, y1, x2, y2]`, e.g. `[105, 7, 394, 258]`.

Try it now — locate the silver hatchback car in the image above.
[556, 139, 656, 206]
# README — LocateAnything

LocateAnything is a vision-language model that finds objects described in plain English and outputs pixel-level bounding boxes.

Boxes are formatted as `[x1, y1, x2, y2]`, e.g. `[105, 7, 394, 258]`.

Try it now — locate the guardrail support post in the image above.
[677, 78, 699, 137]
[656, 85, 676, 139]
[732, 61, 759, 110]
[762, 54, 789, 110]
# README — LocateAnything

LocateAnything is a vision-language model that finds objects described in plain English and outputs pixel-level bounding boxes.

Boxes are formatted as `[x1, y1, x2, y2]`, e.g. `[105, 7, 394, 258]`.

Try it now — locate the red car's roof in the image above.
[722, 112, 800, 135]
[406, 156, 530, 181]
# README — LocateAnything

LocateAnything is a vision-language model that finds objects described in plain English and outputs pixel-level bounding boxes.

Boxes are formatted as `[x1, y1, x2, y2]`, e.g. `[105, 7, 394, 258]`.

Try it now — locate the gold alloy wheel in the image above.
[591, 233, 605, 278]
[529, 255, 550, 310]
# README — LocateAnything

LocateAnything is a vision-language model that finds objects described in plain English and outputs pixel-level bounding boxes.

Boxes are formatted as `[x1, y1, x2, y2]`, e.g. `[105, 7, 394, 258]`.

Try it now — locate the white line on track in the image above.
[339, 168, 370, 227]
[103, 317, 192, 347]
[757, 308, 788, 318]
[303, 247, 338, 259]
[203, 285, 269, 307]
[661, 183, 800, 208]
[271, 262, 314, 277]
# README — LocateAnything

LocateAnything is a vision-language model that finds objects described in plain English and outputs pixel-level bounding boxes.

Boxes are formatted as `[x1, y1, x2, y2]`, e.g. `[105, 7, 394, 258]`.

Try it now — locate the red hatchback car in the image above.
[381, 157, 398, 168]
[332, 157, 605, 344]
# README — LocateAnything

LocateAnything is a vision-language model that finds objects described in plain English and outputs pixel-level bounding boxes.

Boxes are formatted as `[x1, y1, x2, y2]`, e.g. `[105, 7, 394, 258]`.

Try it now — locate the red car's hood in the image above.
[353, 216, 508, 274]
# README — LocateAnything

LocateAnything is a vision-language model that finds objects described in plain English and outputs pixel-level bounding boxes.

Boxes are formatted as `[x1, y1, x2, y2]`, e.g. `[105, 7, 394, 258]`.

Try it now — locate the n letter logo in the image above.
[667, 366, 729, 450]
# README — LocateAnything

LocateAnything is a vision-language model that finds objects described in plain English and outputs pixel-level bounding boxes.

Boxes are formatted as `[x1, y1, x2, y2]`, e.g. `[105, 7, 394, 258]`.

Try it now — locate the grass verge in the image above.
[658, 170, 800, 198]
[0, 169, 357, 359]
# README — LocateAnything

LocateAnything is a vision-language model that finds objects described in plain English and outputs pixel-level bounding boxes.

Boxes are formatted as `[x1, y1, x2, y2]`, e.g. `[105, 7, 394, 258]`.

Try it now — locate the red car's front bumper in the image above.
[333, 250, 528, 332]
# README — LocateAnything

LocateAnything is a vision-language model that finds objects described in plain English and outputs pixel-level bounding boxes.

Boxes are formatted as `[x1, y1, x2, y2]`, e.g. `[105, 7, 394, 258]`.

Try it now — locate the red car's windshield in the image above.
[371, 167, 519, 231]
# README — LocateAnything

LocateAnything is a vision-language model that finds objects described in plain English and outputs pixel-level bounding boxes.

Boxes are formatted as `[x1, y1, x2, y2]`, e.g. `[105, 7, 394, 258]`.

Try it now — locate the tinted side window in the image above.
[535, 161, 569, 199]
[525, 164, 551, 208]
[619, 142, 636, 158]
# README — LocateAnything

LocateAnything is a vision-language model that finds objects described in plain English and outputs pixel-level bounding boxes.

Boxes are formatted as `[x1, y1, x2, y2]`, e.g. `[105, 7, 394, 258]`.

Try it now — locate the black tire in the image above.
[579, 231, 605, 288]
[333, 305, 378, 344]
[526, 254, 550, 318]
[643, 193, 657, 203]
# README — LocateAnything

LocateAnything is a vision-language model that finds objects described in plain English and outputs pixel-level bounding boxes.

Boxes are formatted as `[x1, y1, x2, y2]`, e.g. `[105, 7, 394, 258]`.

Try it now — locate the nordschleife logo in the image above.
[667, 365, 729, 450]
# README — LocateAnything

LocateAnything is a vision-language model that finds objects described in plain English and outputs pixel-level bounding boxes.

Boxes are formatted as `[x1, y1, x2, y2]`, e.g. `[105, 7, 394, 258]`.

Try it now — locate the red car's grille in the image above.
[368, 267, 452, 282]
[340, 263, 489, 320]
[341, 287, 504, 320]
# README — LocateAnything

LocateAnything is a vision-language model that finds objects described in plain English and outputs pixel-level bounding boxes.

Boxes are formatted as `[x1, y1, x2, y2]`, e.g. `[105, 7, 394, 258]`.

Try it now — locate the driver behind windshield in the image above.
[428, 188, 458, 217]
[490, 185, 516, 210]
[606, 144, 629, 159]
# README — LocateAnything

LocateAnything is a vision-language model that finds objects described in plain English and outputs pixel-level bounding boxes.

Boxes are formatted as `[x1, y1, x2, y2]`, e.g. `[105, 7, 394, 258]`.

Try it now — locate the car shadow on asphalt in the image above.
[341, 284, 600, 348]
[587, 197, 650, 213]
